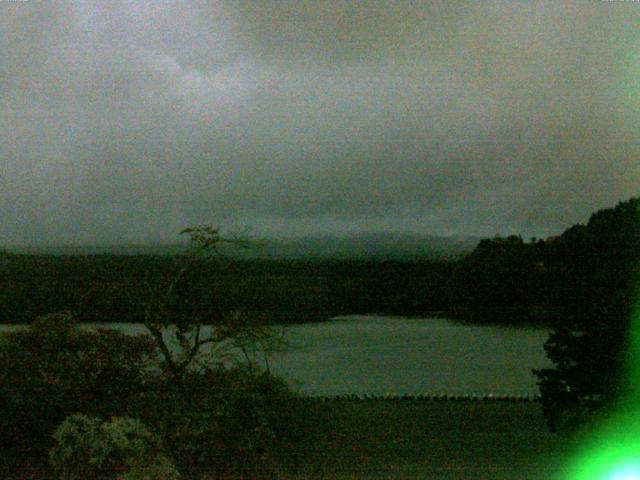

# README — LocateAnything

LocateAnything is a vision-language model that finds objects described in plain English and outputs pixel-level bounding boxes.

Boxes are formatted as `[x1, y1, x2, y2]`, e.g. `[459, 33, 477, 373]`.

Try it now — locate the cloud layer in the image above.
[1, 1, 639, 244]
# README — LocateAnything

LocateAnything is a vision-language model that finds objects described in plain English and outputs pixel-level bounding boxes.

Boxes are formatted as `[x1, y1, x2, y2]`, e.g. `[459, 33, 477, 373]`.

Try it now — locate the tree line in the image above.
[0, 252, 455, 325]
[450, 198, 640, 329]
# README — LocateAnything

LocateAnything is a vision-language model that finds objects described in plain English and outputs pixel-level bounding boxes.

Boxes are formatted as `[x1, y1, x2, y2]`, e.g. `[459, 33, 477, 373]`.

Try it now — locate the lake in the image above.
[0, 315, 552, 396]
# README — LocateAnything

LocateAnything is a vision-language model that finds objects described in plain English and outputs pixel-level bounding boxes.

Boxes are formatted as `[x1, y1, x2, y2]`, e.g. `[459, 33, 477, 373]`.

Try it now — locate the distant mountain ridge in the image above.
[244, 233, 481, 260]
[1, 233, 481, 260]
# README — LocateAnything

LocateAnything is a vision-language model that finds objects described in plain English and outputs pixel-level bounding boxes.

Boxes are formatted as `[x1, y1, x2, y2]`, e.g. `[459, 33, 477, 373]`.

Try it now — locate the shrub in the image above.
[151, 365, 301, 478]
[534, 325, 629, 433]
[49, 414, 179, 480]
[0, 312, 158, 456]
[0, 310, 307, 478]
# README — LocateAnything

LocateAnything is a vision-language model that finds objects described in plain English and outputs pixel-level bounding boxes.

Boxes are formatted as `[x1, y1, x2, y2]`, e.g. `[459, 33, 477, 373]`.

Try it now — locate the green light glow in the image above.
[562, 408, 640, 479]
[560, 304, 640, 479]
[605, 463, 640, 480]
[561, 201, 640, 480]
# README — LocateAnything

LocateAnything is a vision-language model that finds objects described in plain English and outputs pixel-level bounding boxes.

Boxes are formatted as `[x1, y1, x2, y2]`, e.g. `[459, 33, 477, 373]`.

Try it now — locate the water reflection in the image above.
[0, 315, 551, 396]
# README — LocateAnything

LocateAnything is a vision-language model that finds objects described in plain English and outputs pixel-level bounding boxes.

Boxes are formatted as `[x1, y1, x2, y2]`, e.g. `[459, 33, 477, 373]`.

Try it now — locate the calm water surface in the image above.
[0, 315, 551, 395]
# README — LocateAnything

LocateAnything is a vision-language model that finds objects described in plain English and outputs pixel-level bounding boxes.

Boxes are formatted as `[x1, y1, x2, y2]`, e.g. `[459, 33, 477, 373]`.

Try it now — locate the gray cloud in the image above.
[1, 0, 639, 244]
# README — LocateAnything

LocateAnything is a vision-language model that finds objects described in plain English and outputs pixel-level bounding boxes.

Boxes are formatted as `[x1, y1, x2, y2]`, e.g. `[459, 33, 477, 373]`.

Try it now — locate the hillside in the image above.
[449, 197, 640, 327]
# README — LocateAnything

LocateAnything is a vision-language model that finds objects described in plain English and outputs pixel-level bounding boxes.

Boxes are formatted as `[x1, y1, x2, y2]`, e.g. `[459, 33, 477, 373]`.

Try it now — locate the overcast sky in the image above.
[1, 1, 639, 245]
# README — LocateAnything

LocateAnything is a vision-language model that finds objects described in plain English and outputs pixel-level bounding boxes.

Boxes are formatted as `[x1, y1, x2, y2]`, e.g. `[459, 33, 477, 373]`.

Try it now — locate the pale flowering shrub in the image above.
[49, 414, 179, 480]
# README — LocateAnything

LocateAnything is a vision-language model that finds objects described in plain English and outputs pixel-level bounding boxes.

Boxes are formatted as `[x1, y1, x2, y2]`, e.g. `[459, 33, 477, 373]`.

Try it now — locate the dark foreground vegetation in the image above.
[1, 198, 639, 477]
[0, 313, 314, 479]
[0, 312, 568, 480]
[0, 228, 313, 479]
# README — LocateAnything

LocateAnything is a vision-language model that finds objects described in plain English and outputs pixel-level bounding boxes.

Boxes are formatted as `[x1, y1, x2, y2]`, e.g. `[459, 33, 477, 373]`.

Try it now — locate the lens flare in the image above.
[561, 334, 640, 479]
[605, 463, 640, 480]
[562, 415, 640, 479]
[562, 202, 640, 479]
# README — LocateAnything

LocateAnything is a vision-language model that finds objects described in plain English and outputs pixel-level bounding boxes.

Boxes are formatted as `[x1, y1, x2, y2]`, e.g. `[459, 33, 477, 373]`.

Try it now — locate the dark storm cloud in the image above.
[1, 1, 639, 244]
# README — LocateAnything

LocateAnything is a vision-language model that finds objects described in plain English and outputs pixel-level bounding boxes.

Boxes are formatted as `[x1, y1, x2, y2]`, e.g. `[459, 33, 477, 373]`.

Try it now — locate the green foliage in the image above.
[49, 414, 179, 480]
[534, 327, 627, 433]
[121, 227, 309, 478]
[0, 227, 316, 479]
[0, 251, 454, 325]
[0, 312, 158, 455]
[449, 198, 640, 328]
[148, 365, 301, 478]
[441, 197, 640, 431]
[448, 235, 554, 325]
[534, 197, 640, 433]
[0, 311, 300, 478]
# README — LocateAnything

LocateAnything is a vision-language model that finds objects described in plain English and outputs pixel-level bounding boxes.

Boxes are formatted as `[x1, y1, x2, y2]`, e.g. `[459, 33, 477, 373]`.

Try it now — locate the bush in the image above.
[0, 311, 309, 478]
[49, 414, 179, 480]
[534, 324, 629, 433]
[0, 312, 158, 456]
[151, 365, 302, 478]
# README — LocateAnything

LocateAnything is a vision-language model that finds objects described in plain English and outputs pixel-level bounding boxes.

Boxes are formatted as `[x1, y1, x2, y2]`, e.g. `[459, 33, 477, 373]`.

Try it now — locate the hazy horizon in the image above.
[0, 230, 482, 245]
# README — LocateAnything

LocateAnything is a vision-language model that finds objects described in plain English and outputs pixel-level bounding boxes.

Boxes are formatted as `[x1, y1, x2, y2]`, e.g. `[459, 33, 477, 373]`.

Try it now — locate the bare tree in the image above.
[134, 226, 285, 396]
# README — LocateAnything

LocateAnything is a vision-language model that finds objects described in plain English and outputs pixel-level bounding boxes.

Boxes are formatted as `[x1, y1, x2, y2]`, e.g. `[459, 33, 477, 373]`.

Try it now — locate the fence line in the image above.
[308, 393, 541, 402]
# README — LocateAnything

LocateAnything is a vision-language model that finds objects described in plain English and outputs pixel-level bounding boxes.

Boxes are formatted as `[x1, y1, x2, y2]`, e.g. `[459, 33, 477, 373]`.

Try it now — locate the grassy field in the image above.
[275, 400, 572, 480]
[2, 400, 575, 479]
